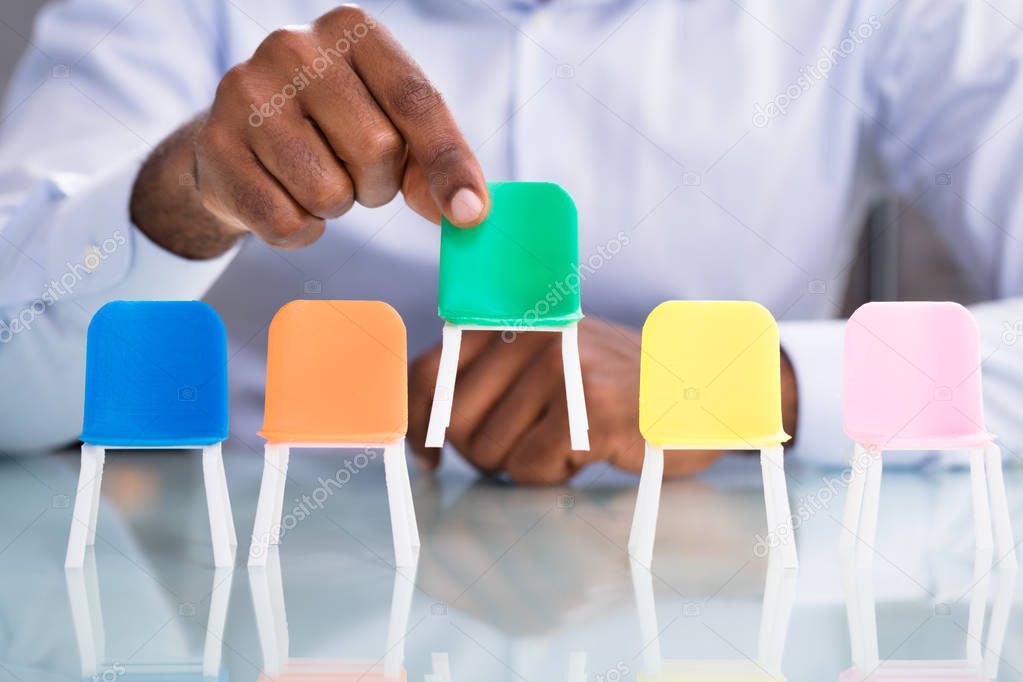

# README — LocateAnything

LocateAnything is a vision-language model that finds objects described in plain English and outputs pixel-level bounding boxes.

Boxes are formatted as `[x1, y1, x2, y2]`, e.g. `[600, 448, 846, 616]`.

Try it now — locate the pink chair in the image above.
[840, 302, 1016, 570]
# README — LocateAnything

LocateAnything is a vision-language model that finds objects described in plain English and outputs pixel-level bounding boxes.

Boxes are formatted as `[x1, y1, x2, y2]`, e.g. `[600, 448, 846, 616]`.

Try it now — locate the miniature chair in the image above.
[628, 301, 797, 569]
[66, 553, 233, 680]
[248, 300, 419, 568]
[66, 300, 235, 568]
[250, 547, 416, 680]
[630, 550, 797, 681]
[840, 302, 1016, 572]
[841, 542, 1017, 681]
[425, 181, 589, 451]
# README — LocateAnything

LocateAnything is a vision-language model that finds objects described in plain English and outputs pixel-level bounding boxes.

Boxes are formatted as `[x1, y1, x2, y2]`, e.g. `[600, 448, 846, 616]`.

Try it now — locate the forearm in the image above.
[129, 112, 246, 260]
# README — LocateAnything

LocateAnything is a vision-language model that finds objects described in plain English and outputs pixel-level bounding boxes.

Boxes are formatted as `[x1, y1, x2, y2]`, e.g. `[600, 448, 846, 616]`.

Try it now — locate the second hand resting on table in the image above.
[408, 317, 800, 484]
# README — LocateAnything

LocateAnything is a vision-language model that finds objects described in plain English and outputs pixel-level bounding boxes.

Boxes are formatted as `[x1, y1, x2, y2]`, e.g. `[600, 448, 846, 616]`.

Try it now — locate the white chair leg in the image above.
[203, 566, 235, 677]
[430, 653, 453, 682]
[86, 448, 105, 546]
[627, 442, 664, 567]
[215, 449, 237, 548]
[969, 447, 994, 554]
[561, 324, 590, 451]
[966, 546, 992, 667]
[758, 553, 797, 675]
[202, 443, 234, 567]
[384, 440, 415, 567]
[984, 443, 1016, 568]
[249, 444, 284, 566]
[65, 556, 103, 678]
[248, 561, 283, 676]
[858, 447, 884, 570]
[761, 445, 797, 569]
[66, 444, 104, 567]
[426, 324, 462, 448]
[384, 561, 419, 678]
[396, 441, 421, 550]
[629, 557, 662, 674]
[858, 556, 880, 671]
[269, 445, 290, 546]
[568, 652, 587, 682]
[760, 446, 778, 540]
[840, 443, 871, 563]
[984, 563, 1017, 678]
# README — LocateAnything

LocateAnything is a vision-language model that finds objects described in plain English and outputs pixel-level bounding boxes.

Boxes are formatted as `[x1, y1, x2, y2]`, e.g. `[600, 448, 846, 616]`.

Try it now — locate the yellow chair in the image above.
[629, 301, 797, 569]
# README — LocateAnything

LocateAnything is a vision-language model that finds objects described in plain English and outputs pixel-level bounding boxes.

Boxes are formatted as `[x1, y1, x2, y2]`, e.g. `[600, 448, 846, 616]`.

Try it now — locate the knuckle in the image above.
[306, 182, 355, 217]
[216, 64, 262, 105]
[325, 4, 370, 28]
[257, 28, 311, 61]
[389, 75, 444, 122]
[362, 128, 405, 164]
[215, 64, 245, 95]
[424, 139, 468, 172]
[262, 214, 314, 246]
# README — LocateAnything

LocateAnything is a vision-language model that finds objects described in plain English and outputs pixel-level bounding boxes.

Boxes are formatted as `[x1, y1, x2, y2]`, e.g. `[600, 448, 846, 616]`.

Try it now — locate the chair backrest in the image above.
[639, 301, 788, 449]
[438, 181, 583, 327]
[843, 302, 989, 449]
[80, 300, 228, 447]
[260, 300, 407, 443]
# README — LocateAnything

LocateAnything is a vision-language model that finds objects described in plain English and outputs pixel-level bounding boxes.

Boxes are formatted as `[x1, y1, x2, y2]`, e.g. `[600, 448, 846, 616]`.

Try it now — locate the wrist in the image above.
[129, 113, 245, 260]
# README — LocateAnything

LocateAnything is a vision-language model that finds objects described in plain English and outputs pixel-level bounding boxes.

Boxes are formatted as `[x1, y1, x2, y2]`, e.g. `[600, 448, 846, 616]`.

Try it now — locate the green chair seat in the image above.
[438, 181, 583, 326]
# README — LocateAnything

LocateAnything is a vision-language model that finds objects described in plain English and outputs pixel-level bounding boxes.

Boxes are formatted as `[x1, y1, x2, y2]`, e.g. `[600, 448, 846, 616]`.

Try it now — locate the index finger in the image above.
[340, 12, 489, 226]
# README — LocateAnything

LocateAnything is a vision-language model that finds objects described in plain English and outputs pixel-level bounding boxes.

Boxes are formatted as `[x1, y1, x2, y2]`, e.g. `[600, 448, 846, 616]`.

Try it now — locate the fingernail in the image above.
[449, 188, 483, 225]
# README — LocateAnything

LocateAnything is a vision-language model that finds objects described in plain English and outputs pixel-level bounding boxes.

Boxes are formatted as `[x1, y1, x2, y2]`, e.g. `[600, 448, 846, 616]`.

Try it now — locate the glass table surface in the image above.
[0, 449, 1019, 681]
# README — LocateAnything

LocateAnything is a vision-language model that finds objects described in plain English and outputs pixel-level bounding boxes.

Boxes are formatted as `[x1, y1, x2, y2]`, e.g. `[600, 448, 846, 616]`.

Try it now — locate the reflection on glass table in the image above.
[1, 448, 1021, 681]
[841, 542, 1017, 682]
[65, 550, 232, 680]
[630, 551, 796, 681]
[248, 547, 416, 680]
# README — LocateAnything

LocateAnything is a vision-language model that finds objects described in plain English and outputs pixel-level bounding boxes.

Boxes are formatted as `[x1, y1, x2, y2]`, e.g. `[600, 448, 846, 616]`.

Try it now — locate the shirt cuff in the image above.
[779, 319, 850, 466]
[47, 157, 238, 304]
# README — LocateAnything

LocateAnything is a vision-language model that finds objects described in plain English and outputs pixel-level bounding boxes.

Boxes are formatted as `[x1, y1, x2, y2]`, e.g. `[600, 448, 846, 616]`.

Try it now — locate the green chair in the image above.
[425, 181, 589, 450]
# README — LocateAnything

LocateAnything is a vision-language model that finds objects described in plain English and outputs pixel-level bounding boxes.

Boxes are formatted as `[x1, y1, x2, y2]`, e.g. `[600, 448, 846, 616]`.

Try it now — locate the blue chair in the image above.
[66, 301, 236, 567]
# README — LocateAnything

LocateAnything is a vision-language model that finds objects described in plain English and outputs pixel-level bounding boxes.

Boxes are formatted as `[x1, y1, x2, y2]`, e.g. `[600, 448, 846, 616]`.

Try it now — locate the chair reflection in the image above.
[629, 552, 797, 681]
[424, 650, 590, 682]
[841, 545, 1017, 681]
[248, 548, 417, 680]
[65, 551, 233, 680]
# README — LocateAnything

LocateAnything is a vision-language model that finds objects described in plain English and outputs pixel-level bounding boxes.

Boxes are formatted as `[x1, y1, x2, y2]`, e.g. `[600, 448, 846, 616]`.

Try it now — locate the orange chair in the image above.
[248, 300, 419, 567]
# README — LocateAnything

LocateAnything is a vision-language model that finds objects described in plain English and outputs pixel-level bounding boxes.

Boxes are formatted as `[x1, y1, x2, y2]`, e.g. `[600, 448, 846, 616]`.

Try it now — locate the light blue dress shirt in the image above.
[1, 0, 1023, 469]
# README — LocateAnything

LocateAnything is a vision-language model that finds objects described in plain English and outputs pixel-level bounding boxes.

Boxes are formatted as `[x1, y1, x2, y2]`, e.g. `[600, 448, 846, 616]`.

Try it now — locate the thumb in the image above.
[402, 154, 489, 228]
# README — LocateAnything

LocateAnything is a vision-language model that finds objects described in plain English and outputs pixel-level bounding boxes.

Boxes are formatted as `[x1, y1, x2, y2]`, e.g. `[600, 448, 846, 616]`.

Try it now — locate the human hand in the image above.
[131, 6, 488, 259]
[409, 316, 801, 485]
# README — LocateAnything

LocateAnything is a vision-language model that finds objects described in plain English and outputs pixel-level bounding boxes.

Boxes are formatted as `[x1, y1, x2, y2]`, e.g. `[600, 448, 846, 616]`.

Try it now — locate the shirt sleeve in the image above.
[0, 0, 234, 451]
[856, 0, 1023, 468]
[778, 319, 848, 467]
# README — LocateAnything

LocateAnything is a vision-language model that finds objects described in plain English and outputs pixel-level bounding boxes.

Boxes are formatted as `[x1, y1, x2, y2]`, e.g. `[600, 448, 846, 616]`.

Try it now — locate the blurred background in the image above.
[0, 1, 981, 314]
